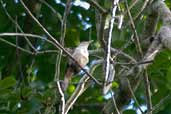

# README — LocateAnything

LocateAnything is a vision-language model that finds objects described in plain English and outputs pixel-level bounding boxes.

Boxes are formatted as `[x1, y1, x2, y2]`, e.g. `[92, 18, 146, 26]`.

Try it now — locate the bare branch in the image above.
[134, 0, 151, 21]
[88, 0, 107, 14]
[39, 0, 62, 23]
[56, 73, 65, 114]
[150, 94, 170, 114]
[143, 70, 152, 114]
[127, 78, 145, 114]
[0, 33, 57, 47]
[125, 0, 143, 57]
[103, 0, 120, 94]
[111, 90, 121, 114]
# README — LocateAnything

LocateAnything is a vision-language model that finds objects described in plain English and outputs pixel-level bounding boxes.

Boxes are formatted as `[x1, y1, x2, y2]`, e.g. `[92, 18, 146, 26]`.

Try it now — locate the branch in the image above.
[134, 0, 151, 21]
[88, 0, 107, 14]
[150, 94, 170, 114]
[126, 78, 145, 114]
[39, 0, 62, 23]
[111, 48, 137, 62]
[0, 37, 33, 54]
[143, 70, 152, 114]
[103, 0, 120, 94]
[56, 73, 65, 114]
[125, 0, 143, 57]
[111, 90, 121, 114]
[0, 35, 59, 55]
[60, 0, 72, 43]
[0, 33, 57, 47]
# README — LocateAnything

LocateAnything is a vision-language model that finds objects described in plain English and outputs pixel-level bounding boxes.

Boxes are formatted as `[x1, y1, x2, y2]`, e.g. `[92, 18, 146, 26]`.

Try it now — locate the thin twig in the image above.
[143, 70, 152, 114]
[39, 0, 62, 23]
[60, 0, 71, 43]
[125, 0, 143, 57]
[134, 0, 151, 21]
[126, 78, 145, 114]
[0, 37, 33, 54]
[0, 37, 59, 55]
[89, 48, 137, 63]
[36, 50, 59, 54]
[111, 48, 136, 62]
[123, 0, 139, 16]
[88, 0, 107, 14]
[0, 33, 57, 47]
[115, 60, 153, 65]
[111, 90, 121, 114]
[15, 16, 24, 84]
[149, 94, 170, 114]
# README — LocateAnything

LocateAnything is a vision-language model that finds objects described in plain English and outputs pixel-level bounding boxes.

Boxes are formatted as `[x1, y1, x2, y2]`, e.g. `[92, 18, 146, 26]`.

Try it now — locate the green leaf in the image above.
[97, 96, 104, 102]
[21, 87, 32, 98]
[67, 85, 76, 93]
[112, 81, 119, 88]
[0, 77, 16, 90]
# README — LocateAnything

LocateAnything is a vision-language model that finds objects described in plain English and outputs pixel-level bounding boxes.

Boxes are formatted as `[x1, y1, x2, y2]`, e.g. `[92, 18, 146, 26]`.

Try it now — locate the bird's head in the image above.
[79, 40, 93, 48]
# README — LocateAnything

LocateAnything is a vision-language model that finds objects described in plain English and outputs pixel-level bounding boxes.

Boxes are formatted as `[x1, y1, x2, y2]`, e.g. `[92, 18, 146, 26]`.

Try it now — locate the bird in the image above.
[63, 41, 93, 91]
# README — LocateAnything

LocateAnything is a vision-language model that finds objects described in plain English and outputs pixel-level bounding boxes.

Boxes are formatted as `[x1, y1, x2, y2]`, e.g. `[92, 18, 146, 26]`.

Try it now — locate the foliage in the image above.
[0, 0, 171, 114]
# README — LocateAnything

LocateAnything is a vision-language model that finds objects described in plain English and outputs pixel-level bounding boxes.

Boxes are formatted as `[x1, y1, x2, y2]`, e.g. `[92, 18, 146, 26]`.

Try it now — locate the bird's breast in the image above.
[72, 48, 89, 67]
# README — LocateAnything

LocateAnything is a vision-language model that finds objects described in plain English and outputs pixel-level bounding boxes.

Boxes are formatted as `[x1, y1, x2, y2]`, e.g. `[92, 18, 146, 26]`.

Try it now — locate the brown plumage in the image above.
[63, 41, 92, 91]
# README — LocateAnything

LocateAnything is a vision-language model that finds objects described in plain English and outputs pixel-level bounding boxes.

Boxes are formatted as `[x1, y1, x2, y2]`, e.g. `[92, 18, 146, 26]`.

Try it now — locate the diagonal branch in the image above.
[0, 33, 57, 47]
[125, 0, 143, 57]
[126, 78, 145, 114]
[0, 37, 33, 54]
[39, 0, 62, 23]
[88, 0, 107, 14]
[143, 70, 152, 114]
[134, 0, 151, 21]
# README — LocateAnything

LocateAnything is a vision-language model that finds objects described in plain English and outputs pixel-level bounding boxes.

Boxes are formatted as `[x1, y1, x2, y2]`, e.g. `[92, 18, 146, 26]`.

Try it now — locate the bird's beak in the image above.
[89, 40, 94, 44]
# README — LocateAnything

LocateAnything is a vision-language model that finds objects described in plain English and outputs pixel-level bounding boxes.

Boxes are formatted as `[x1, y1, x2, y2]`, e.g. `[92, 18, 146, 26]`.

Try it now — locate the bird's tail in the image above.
[62, 67, 74, 91]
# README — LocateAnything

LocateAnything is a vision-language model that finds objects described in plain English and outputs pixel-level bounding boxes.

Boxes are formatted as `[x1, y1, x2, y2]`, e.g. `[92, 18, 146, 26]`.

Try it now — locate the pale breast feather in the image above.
[74, 54, 88, 67]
